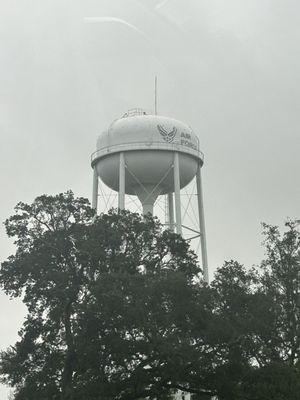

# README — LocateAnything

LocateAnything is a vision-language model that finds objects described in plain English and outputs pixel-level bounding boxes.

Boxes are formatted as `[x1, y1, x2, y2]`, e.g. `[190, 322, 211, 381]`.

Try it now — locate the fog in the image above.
[0, 1, 299, 397]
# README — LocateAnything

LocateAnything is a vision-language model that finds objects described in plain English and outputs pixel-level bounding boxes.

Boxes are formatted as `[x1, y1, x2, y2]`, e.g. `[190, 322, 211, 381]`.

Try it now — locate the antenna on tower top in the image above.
[154, 76, 158, 115]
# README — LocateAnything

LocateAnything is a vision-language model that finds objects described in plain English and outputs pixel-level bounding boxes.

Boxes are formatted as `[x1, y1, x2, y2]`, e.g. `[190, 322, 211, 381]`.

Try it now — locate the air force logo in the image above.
[157, 124, 177, 143]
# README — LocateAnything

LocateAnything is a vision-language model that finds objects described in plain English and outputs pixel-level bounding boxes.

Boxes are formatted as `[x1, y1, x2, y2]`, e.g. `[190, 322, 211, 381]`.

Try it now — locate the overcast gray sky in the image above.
[0, 1, 299, 398]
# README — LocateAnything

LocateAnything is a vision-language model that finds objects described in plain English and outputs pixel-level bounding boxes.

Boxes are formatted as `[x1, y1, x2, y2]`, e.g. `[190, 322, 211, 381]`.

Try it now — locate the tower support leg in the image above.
[196, 163, 209, 283]
[118, 152, 125, 210]
[92, 167, 99, 212]
[167, 193, 174, 232]
[173, 152, 182, 235]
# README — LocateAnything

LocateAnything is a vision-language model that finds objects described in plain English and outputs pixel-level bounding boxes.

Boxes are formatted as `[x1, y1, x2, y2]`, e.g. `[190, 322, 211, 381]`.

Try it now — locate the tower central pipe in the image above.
[173, 152, 182, 235]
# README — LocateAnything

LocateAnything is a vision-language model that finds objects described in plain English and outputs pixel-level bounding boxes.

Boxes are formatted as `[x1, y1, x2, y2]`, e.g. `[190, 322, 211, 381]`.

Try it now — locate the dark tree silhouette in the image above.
[0, 192, 209, 400]
[1, 191, 299, 400]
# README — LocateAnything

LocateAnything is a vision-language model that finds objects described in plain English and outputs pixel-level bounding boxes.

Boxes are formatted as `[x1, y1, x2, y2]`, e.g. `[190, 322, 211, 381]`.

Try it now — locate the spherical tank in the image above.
[91, 110, 204, 209]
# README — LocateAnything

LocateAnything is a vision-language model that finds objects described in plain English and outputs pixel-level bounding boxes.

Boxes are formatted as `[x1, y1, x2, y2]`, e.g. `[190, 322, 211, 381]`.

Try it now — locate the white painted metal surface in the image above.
[92, 113, 203, 209]
[168, 192, 174, 232]
[174, 152, 182, 235]
[92, 167, 98, 210]
[196, 162, 209, 283]
[118, 152, 125, 210]
[91, 109, 209, 283]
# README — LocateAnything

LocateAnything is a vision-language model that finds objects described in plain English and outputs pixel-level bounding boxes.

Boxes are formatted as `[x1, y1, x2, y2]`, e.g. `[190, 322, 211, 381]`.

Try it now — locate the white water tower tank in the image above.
[91, 109, 208, 282]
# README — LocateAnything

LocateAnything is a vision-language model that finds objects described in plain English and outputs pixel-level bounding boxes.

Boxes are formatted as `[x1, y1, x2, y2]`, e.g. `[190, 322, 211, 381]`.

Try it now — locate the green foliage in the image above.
[241, 363, 300, 400]
[0, 192, 204, 400]
[1, 191, 300, 400]
[208, 221, 300, 400]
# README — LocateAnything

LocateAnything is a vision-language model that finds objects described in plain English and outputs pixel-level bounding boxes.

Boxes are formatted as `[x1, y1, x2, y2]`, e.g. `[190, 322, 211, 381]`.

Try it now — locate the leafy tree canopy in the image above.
[0, 192, 209, 400]
[1, 191, 300, 400]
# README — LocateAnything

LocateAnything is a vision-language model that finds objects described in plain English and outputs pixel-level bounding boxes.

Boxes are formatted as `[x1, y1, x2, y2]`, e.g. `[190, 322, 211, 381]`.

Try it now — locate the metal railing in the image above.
[91, 140, 204, 165]
[121, 108, 148, 118]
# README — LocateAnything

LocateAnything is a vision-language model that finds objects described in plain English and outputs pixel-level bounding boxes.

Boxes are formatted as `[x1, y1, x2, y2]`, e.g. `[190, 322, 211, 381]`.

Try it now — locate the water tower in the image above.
[91, 108, 208, 282]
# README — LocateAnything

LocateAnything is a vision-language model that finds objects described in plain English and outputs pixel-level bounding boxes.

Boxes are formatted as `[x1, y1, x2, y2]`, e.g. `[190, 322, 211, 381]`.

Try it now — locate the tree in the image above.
[258, 221, 300, 366]
[0, 192, 95, 399]
[239, 221, 300, 400]
[0, 191, 210, 400]
[241, 362, 300, 400]
[2, 191, 299, 400]
[206, 221, 300, 400]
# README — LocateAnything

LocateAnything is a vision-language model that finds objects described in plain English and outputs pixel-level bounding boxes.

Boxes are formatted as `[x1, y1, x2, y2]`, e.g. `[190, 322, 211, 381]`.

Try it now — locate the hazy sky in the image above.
[0, 1, 299, 397]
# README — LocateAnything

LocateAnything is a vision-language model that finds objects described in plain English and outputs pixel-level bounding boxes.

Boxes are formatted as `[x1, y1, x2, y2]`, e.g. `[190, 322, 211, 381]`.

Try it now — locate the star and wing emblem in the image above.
[157, 124, 177, 143]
